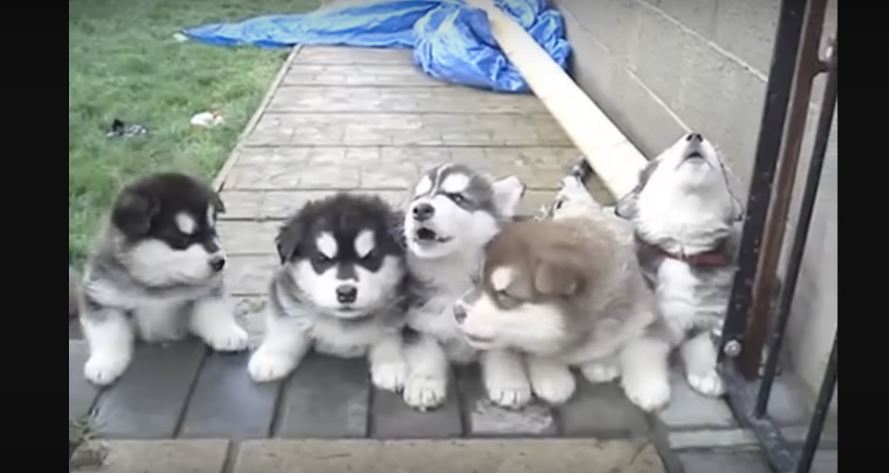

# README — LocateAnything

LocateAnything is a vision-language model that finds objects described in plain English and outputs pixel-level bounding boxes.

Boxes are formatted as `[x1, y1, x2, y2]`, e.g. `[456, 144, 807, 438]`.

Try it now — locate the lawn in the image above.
[69, 0, 320, 265]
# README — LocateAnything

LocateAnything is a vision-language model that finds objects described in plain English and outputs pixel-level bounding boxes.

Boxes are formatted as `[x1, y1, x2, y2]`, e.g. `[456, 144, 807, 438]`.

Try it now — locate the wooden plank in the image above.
[457, 365, 557, 436]
[558, 379, 649, 437]
[370, 368, 463, 439]
[275, 354, 369, 438]
[179, 352, 281, 440]
[93, 340, 206, 439]
[266, 86, 546, 114]
[281, 64, 447, 87]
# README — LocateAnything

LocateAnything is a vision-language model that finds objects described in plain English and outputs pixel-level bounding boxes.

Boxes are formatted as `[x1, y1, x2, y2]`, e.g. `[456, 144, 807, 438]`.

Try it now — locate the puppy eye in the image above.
[361, 250, 376, 262]
[449, 193, 468, 205]
[313, 254, 332, 265]
[174, 234, 191, 248]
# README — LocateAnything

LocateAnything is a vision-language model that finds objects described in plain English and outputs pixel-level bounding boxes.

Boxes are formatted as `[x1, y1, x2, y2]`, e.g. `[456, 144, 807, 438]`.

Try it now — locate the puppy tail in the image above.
[69, 267, 82, 319]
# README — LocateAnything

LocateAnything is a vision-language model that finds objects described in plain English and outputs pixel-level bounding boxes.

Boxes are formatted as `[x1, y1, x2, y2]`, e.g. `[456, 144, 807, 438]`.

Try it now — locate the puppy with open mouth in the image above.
[77, 173, 248, 386]
[400, 164, 529, 411]
[248, 194, 409, 393]
[454, 170, 673, 411]
[615, 133, 743, 397]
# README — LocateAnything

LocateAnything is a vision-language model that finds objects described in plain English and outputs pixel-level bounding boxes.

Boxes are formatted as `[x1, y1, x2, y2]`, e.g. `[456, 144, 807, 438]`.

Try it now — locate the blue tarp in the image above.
[182, 0, 570, 93]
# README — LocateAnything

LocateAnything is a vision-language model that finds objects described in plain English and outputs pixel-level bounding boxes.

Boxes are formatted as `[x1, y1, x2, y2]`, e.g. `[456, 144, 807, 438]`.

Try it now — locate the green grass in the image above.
[69, 0, 319, 265]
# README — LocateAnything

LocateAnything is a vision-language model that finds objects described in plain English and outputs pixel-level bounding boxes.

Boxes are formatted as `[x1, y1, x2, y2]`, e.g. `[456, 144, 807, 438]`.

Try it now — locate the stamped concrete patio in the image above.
[68, 46, 833, 473]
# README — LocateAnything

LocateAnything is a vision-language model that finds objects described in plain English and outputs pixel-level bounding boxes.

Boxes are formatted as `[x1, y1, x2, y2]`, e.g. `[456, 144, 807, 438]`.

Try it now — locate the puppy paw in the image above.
[203, 325, 249, 352]
[581, 362, 621, 383]
[622, 374, 671, 412]
[530, 368, 576, 405]
[403, 373, 447, 411]
[84, 353, 130, 386]
[248, 351, 296, 383]
[486, 376, 532, 409]
[371, 361, 408, 393]
[687, 370, 725, 397]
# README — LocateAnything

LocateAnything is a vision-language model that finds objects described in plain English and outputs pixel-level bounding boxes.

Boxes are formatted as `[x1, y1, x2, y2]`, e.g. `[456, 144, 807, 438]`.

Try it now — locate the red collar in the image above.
[652, 244, 731, 267]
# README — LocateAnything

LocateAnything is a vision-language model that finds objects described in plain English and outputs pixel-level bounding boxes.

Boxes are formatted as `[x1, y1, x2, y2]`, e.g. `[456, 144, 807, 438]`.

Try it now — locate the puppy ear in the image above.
[533, 259, 584, 297]
[615, 159, 660, 219]
[275, 216, 304, 264]
[111, 189, 158, 239]
[492, 175, 526, 219]
[614, 191, 638, 219]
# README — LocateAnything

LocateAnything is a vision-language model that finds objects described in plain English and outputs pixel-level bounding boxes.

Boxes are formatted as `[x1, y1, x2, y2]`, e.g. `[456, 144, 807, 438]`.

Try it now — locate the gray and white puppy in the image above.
[248, 194, 409, 393]
[78, 173, 247, 386]
[400, 164, 528, 411]
[615, 132, 743, 397]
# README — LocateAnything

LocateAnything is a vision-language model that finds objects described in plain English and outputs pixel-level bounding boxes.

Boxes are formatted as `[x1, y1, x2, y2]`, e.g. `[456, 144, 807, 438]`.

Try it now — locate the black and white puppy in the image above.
[248, 194, 409, 392]
[401, 164, 528, 411]
[615, 133, 743, 397]
[78, 173, 247, 385]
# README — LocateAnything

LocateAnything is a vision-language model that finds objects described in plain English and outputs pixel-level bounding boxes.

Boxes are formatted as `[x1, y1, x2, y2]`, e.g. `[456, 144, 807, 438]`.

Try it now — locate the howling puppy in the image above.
[455, 170, 673, 411]
[401, 164, 528, 411]
[248, 194, 409, 392]
[615, 133, 743, 396]
[78, 173, 247, 385]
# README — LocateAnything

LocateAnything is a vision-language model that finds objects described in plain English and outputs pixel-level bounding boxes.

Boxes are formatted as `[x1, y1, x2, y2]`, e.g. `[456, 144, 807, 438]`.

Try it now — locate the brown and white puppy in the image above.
[455, 175, 672, 411]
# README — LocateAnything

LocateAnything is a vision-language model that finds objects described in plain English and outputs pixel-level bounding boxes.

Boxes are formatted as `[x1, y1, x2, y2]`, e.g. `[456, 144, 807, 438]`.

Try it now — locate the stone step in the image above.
[230, 438, 666, 473]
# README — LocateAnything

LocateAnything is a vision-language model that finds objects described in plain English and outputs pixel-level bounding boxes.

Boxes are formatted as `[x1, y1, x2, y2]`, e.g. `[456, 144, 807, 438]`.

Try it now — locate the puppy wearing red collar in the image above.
[615, 132, 743, 397]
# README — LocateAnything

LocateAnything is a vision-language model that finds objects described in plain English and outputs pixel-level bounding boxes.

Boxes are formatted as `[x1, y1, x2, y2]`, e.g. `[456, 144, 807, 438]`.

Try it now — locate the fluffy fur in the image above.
[455, 171, 673, 411]
[615, 133, 743, 397]
[248, 194, 409, 392]
[401, 164, 529, 410]
[78, 173, 247, 386]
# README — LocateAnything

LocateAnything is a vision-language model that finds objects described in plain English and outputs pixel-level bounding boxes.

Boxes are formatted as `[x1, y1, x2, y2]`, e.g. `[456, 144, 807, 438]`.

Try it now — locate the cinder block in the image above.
[555, 0, 642, 65]
[656, 0, 719, 39]
[712, 0, 781, 74]
[633, 6, 696, 112]
[605, 64, 686, 159]
[562, 10, 617, 105]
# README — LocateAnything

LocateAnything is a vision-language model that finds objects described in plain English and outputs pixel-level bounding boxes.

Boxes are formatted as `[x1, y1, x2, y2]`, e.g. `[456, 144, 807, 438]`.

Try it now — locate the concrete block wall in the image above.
[552, 0, 837, 408]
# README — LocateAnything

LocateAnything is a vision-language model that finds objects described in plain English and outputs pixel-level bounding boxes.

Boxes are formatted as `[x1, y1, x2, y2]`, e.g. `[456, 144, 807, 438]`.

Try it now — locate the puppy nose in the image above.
[412, 203, 435, 221]
[208, 255, 226, 272]
[453, 304, 467, 324]
[687, 133, 703, 143]
[336, 285, 358, 304]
